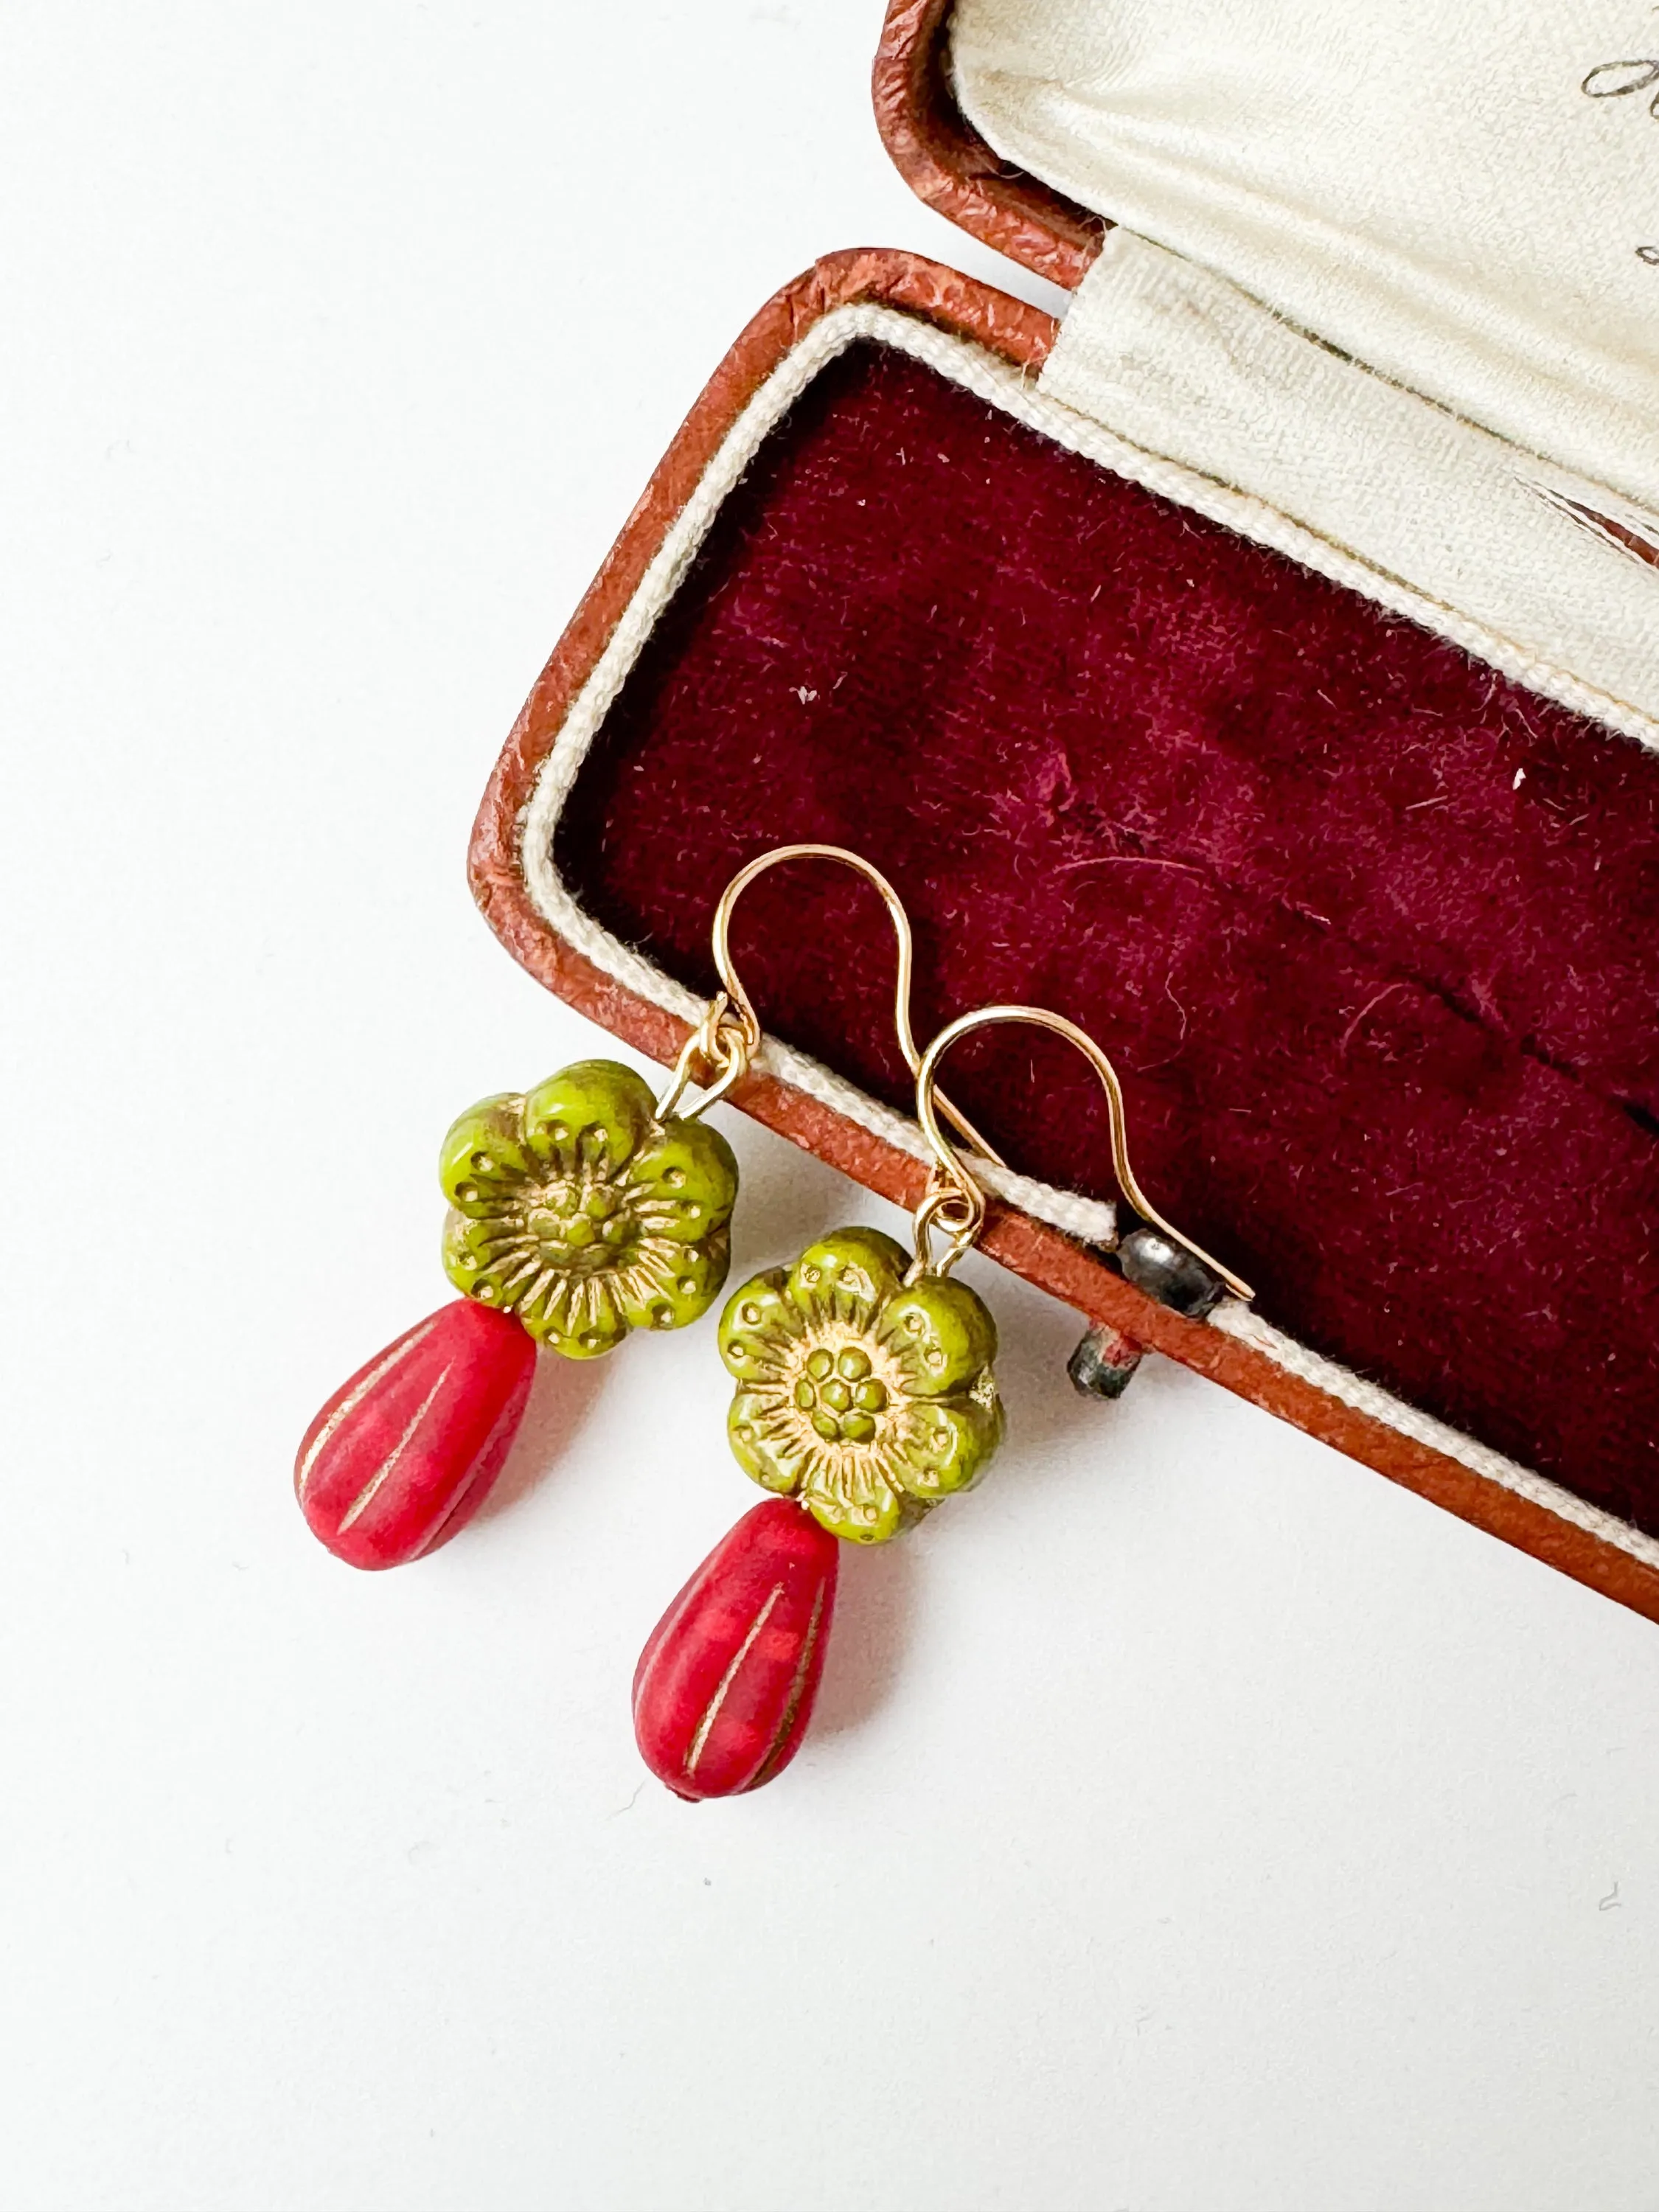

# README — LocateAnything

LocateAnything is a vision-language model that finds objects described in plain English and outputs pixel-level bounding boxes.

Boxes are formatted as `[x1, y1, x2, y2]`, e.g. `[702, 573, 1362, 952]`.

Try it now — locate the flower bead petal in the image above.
[785, 1227, 911, 1332]
[443, 1212, 627, 1354]
[718, 1270, 801, 1382]
[799, 1455, 906, 1545]
[516, 1270, 630, 1358]
[439, 1095, 533, 1218]
[521, 1060, 656, 1178]
[877, 1276, 999, 1397]
[442, 1207, 537, 1312]
[893, 1394, 1004, 1506]
[627, 1119, 740, 1245]
[727, 1389, 807, 1495]
[442, 1208, 485, 1284]
[614, 1227, 731, 1333]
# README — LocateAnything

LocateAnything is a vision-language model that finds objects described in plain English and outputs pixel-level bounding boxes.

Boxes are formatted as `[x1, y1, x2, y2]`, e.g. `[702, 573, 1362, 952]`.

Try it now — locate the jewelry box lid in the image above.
[881, 0, 1659, 503]
[876, 0, 1659, 771]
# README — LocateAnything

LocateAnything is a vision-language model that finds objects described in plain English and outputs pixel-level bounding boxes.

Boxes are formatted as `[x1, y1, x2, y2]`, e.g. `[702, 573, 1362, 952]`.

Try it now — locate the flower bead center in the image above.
[787, 1340, 893, 1447]
[524, 1175, 633, 1270]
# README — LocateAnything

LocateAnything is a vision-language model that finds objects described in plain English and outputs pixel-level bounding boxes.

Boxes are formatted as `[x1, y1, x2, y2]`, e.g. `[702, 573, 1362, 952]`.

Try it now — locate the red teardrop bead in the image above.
[295, 1299, 538, 1570]
[633, 1497, 840, 1800]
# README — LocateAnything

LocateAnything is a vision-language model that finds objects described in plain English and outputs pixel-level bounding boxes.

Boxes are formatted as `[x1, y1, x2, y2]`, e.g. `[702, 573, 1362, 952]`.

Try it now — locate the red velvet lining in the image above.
[554, 342, 1659, 1529]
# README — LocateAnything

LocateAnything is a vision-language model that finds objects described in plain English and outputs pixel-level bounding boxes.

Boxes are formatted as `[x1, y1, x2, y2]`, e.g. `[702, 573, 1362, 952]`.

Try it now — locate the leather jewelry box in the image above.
[470, 1, 1659, 1621]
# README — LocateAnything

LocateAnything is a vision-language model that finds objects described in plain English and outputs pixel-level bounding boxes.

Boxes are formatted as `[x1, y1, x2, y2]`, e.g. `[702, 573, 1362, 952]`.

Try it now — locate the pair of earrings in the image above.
[295, 845, 1251, 1799]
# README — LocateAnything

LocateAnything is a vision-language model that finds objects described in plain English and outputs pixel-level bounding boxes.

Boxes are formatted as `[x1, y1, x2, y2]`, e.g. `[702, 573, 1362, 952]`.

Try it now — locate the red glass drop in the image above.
[295, 1299, 537, 1570]
[633, 1497, 840, 1800]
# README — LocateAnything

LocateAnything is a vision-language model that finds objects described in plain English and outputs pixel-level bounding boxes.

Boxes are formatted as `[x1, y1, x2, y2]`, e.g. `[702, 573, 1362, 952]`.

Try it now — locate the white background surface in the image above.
[4, 6, 1658, 2208]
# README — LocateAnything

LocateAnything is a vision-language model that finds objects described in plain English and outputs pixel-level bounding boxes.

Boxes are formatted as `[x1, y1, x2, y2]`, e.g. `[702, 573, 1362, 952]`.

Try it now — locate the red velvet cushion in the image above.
[554, 341, 1659, 1530]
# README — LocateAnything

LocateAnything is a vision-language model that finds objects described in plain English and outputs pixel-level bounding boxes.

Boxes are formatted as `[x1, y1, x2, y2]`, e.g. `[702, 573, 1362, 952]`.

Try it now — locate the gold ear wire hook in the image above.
[912, 1004, 1256, 1302]
[658, 843, 1004, 1169]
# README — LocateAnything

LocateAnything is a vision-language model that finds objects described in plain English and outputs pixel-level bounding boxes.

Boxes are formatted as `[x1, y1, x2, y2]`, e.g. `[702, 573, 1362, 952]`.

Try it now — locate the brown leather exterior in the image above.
[469, 247, 1659, 1630]
[872, 0, 1104, 290]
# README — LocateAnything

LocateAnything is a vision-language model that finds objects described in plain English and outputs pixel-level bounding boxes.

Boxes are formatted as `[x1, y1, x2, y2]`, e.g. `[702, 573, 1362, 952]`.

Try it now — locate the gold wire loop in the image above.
[653, 992, 752, 1121]
[663, 843, 1004, 1158]
[911, 1004, 1256, 1301]
[907, 1176, 985, 1284]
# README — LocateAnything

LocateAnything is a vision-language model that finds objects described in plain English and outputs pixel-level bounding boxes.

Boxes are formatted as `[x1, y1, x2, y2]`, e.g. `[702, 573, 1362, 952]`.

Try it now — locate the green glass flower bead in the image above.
[717, 1226, 1004, 1544]
[439, 1059, 738, 1358]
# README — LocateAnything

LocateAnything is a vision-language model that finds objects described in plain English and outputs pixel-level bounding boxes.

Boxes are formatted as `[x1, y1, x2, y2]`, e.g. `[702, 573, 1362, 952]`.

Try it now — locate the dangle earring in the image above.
[293, 844, 985, 1572]
[293, 1051, 742, 1570]
[631, 1003, 1252, 1803]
